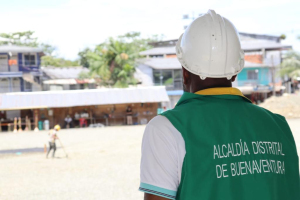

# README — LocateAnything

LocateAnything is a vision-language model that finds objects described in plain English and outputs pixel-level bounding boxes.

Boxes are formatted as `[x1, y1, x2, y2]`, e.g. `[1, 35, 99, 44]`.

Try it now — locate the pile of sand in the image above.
[259, 94, 300, 119]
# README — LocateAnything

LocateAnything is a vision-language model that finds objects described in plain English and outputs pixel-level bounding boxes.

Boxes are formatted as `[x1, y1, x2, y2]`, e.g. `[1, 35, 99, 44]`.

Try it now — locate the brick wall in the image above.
[244, 54, 263, 64]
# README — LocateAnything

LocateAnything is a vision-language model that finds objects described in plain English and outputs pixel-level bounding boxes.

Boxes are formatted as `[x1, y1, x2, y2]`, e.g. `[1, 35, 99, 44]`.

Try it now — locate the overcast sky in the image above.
[0, 0, 299, 60]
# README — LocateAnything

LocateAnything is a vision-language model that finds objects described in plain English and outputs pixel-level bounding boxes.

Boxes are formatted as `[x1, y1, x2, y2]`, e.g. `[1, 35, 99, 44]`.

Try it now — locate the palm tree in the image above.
[87, 32, 155, 88]
[279, 51, 300, 79]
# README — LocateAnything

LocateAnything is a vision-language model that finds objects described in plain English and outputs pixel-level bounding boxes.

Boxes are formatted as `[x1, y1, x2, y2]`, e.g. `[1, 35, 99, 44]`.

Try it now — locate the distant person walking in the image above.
[126, 106, 133, 125]
[46, 125, 60, 158]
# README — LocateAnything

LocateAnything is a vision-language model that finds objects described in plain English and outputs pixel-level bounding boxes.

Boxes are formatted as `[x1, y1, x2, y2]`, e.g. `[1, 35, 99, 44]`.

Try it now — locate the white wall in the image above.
[32, 83, 42, 91]
[49, 85, 63, 91]
[12, 78, 21, 92]
[0, 54, 8, 72]
[135, 64, 154, 86]
[0, 78, 21, 93]
[0, 79, 9, 93]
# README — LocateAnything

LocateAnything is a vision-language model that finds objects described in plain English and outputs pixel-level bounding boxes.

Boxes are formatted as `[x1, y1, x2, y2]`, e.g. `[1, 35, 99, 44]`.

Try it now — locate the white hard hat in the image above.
[176, 9, 244, 80]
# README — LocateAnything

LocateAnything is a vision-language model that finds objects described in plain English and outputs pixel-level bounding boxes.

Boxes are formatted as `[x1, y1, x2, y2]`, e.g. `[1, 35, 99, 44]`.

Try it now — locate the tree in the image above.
[279, 51, 300, 79]
[78, 71, 91, 79]
[78, 48, 91, 68]
[85, 32, 159, 87]
[41, 56, 79, 67]
[279, 34, 286, 40]
[40, 43, 56, 56]
[0, 31, 79, 67]
[0, 31, 38, 47]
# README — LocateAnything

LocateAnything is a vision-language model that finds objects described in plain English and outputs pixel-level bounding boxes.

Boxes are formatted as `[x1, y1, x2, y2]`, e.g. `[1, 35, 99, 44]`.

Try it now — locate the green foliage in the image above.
[85, 32, 158, 87]
[40, 43, 56, 56]
[164, 78, 174, 85]
[78, 71, 91, 79]
[279, 51, 300, 79]
[78, 48, 91, 68]
[0, 31, 38, 47]
[41, 56, 79, 67]
[39, 42, 80, 67]
[279, 34, 286, 40]
[0, 31, 79, 67]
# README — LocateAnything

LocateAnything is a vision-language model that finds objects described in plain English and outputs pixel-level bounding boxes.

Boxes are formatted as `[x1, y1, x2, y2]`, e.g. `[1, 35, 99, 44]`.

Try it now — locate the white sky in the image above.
[0, 0, 299, 60]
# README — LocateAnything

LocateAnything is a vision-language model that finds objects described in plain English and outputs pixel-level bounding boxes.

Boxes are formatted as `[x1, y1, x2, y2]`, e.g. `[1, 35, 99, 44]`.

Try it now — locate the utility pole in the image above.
[271, 55, 276, 97]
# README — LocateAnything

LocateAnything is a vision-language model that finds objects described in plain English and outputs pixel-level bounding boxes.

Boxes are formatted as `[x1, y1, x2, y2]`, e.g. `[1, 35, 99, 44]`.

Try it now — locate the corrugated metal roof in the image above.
[43, 79, 78, 84]
[149, 33, 281, 47]
[43, 79, 95, 84]
[239, 32, 280, 42]
[0, 86, 169, 110]
[139, 58, 181, 69]
[139, 58, 269, 70]
[0, 45, 43, 53]
[42, 67, 89, 79]
[241, 42, 291, 51]
[140, 47, 175, 56]
[140, 42, 291, 55]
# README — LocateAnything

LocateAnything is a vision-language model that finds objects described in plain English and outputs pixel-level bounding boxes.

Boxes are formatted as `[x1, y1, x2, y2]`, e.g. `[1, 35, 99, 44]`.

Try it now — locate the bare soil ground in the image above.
[259, 94, 300, 119]
[0, 126, 145, 200]
[0, 119, 300, 200]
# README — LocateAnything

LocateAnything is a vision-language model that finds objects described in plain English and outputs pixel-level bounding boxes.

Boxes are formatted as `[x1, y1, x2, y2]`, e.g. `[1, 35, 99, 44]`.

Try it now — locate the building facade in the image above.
[0, 86, 169, 131]
[0, 45, 44, 93]
[136, 33, 291, 107]
[42, 67, 96, 91]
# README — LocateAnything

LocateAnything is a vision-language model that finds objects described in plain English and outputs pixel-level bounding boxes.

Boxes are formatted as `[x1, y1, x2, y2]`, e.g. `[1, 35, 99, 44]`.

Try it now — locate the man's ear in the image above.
[231, 75, 237, 82]
[182, 67, 190, 85]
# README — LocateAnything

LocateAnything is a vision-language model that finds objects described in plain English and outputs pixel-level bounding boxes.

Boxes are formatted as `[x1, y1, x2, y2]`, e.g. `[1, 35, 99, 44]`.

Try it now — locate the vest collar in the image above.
[194, 87, 252, 103]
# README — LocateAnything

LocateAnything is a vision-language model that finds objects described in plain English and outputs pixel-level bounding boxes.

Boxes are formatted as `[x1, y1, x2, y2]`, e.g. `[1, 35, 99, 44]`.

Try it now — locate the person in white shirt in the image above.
[46, 125, 60, 158]
[64, 115, 73, 128]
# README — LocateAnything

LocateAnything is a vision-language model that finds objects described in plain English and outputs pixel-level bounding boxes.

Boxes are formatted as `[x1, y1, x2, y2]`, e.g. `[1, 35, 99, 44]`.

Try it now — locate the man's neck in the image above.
[190, 84, 232, 93]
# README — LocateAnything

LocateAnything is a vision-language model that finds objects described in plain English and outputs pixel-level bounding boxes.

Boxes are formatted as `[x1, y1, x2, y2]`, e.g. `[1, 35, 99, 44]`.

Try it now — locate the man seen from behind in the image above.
[139, 9, 300, 200]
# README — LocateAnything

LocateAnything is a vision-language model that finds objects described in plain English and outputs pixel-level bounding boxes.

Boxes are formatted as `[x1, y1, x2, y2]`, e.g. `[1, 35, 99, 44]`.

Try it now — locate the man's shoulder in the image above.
[248, 103, 287, 122]
[145, 115, 183, 141]
[146, 115, 174, 130]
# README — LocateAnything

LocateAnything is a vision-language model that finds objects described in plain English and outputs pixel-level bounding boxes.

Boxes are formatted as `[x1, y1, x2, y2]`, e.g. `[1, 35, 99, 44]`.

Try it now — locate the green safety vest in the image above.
[161, 87, 299, 200]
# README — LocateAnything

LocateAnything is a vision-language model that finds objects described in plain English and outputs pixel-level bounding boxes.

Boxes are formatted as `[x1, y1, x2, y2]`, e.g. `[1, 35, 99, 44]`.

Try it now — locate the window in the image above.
[247, 70, 258, 80]
[173, 69, 183, 89]
[153, 70, 173, 86]
[24, 54, 36, 66]
[153, 69, 183, 90]
[162, 70, 173, 86]
[153, 70, 162, 85]
[79, 84, 85, 89]
[149, 55, 164, 58]
[70, 85, 77, 90]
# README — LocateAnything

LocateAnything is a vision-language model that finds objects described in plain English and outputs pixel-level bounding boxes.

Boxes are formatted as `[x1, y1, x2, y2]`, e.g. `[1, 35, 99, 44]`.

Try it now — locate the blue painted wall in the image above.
[18, 53, 23, 71]
[237, 67, 270, 86]
[17, 52, 41, 92]
[18, 53, 40, 72]
[20, 78, 24, 92]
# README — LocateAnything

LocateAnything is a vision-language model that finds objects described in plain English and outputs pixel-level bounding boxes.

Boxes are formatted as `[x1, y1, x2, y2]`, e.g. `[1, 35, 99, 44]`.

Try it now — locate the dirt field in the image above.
[0, 119, 300, 200]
